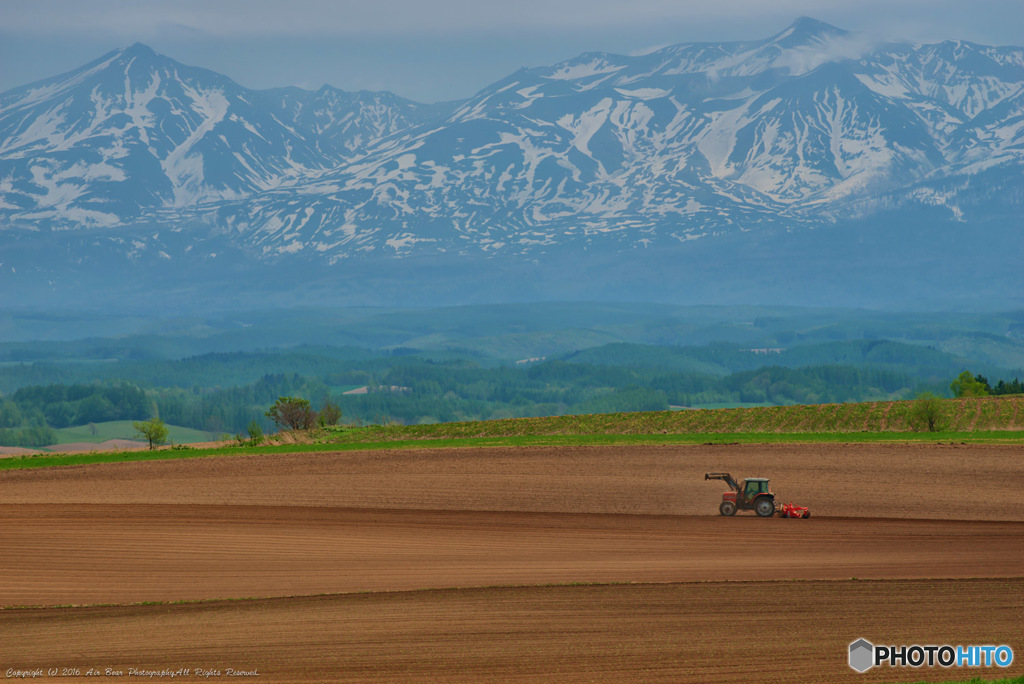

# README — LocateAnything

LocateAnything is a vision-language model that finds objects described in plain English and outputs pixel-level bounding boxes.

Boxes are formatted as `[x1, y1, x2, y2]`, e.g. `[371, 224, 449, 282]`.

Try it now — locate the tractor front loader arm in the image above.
[704, 472, 740, 491]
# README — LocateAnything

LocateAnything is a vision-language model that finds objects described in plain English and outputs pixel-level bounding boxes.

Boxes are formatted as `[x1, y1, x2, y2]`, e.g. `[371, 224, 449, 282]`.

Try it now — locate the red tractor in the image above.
[704, 472, 810, 518]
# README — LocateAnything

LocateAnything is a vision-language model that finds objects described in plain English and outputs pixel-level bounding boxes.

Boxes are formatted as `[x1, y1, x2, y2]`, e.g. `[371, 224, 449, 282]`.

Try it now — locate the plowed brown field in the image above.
[1, 443, 1022, 682]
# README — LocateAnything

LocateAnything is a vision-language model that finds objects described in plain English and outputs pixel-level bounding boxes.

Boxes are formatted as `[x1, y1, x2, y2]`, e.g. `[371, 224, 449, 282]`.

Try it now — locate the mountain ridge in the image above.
[0, 18, 1021, 310]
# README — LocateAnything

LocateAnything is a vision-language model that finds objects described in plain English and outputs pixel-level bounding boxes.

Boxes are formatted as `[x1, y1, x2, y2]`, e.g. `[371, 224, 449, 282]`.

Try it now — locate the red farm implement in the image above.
[778, 502, 811, 518]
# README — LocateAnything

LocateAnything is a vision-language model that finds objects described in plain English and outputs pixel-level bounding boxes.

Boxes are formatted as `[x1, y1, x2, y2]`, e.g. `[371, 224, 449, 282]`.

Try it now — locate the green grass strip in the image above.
[2, 430, 1022, 471]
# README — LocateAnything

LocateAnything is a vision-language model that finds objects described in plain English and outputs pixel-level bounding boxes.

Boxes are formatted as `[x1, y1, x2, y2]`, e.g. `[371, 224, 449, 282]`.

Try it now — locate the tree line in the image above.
[950, 371, 1024, 397]
[0, 382, 149, 446]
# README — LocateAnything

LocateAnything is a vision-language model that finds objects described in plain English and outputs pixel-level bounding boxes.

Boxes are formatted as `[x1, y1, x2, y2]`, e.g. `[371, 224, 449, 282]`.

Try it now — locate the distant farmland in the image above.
[329, 395, 1024, 445]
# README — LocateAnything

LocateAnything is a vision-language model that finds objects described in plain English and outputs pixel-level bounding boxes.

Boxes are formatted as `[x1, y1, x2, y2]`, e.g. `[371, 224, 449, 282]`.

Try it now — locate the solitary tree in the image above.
[907, 392, 945, 432]
[133, 416, 169, 450]
[265, 396, 317, 431]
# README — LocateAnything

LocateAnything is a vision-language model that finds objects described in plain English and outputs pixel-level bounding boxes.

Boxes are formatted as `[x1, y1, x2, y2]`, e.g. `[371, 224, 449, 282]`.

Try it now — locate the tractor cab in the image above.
[742, 478, 770, 503]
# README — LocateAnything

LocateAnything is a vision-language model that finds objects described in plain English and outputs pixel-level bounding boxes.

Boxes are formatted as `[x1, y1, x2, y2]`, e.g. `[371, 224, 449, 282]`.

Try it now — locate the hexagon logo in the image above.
[849, 638, 874, 672]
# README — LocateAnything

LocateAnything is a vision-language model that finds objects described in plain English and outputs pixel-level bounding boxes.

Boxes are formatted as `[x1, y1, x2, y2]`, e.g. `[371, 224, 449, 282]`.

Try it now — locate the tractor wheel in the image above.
[803, 510, 810, 519]
[755, 498, 775, 517]
[719, 501, 737, 516]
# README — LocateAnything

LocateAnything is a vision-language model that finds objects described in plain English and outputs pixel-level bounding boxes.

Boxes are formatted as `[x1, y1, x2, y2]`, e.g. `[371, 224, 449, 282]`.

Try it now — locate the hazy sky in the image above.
[2, 0, 1021, 102]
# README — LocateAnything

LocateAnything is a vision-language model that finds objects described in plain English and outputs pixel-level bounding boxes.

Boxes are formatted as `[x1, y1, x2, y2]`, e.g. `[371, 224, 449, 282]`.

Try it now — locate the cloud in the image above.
[2, 0, 1020, 75]
[0, 0, 963, 38]
[774, 34, 883, 74]
[1, 0, 1020, 104]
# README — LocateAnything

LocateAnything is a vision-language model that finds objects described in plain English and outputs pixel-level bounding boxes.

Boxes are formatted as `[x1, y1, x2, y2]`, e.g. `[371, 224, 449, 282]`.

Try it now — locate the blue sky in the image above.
[2, 0, 1021, 103]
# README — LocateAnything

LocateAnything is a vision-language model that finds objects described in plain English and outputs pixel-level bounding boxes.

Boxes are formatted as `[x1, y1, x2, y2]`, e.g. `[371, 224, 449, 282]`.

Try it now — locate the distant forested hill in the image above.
[0, 305, 1021, 443]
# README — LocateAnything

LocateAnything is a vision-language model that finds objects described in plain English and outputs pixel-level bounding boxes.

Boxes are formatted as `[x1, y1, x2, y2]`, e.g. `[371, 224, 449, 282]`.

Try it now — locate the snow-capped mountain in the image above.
[0, 43, 452, 227]
[201, 16, 1024, 260]
[0, 18, 1022, 309]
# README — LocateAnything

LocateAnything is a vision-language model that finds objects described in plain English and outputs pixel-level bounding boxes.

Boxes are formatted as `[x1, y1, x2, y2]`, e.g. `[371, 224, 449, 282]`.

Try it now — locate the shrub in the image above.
[319, 399, 342, 427]
[247, 419, 264, 445]
[907, 392, 945, 432]
[265, 396, 317, 431]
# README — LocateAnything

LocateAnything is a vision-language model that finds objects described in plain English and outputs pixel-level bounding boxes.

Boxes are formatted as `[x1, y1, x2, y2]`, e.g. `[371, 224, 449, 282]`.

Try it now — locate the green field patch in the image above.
[324, 396, 1024, 444]
[51, 421, 214, 446]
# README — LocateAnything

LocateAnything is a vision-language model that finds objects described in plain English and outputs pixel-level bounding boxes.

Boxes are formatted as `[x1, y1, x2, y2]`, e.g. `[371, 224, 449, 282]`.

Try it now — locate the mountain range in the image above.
[0, 17, 1021, 311]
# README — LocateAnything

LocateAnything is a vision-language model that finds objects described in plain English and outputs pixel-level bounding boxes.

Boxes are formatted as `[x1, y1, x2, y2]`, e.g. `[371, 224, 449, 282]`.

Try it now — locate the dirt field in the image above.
[2, 443, 1022, 682]
[2, 443, 1022, 519]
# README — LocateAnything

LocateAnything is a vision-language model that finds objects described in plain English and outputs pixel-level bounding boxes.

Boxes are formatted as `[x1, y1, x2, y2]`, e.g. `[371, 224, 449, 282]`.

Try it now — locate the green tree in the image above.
[950, 371, 990, 397]
[265, 396, 317, 431]
[133, 417, 168, 450]
[907, 392, 945, 432]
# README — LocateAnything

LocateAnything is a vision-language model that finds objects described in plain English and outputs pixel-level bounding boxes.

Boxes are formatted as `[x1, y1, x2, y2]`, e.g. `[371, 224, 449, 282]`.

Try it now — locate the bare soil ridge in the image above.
[2, 504, 1021, 607]
[5, 580, 1020, 683]
[2, 443, 1020, 520]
